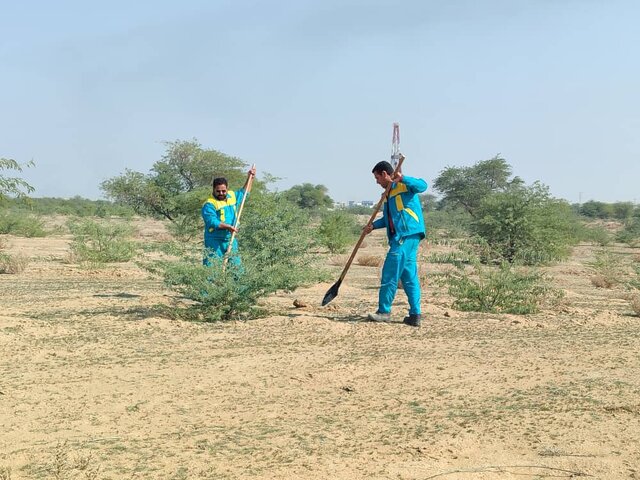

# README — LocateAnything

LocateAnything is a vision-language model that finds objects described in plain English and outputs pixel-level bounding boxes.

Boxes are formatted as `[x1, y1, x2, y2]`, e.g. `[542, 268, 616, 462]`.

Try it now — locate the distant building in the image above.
[346, 200, 374, 208]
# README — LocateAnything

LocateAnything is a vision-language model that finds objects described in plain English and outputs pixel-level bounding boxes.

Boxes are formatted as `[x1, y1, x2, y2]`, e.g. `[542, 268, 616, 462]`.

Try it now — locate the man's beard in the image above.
[216, 194, 227, 200]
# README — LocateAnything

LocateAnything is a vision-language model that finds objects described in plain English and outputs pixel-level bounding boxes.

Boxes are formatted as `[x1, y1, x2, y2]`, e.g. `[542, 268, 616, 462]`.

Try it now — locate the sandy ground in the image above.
[1, 218, 640, 479]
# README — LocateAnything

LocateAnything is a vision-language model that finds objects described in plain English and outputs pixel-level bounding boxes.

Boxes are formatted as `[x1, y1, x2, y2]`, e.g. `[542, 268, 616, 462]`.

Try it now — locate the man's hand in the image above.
[391, 171, 403, 183]
[248, 166, 256, 177]
[363, 223, 373, 235]
[220, 223, 238, 233]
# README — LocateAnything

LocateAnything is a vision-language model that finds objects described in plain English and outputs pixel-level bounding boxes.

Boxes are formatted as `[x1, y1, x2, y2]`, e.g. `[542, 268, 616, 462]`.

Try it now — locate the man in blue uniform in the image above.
[201, 166, 256, 266]
[363, 161, 427, 327]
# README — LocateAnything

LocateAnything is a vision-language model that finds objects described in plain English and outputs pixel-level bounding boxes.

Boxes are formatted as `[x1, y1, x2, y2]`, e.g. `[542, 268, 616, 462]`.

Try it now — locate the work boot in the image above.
[367, 311, 391, 322]
[403, 314, 422, 327]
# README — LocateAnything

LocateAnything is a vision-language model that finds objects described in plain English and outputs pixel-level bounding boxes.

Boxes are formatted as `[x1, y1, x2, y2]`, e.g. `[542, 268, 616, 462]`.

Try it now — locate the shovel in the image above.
[223, 164, 256, 270]
[322, 155, 404, 306]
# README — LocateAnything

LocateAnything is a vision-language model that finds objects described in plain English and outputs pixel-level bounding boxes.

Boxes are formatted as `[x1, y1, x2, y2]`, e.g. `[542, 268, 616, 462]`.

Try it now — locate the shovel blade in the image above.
[321, 280, 342, 306]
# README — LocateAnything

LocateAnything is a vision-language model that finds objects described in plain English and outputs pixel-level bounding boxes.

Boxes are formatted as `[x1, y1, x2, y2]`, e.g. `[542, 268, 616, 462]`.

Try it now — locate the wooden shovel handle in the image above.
[223, 164, 256, 268]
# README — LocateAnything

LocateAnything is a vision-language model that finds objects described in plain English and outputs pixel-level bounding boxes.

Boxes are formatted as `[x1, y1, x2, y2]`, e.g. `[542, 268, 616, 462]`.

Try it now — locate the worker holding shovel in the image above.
[363, 160, 427, 327]
[202, 165, 256, 267]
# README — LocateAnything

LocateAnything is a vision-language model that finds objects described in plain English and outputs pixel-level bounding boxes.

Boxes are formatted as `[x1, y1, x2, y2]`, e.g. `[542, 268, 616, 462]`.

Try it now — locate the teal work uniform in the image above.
[201, 188, 247, 266]
[371, 176, 427, 316]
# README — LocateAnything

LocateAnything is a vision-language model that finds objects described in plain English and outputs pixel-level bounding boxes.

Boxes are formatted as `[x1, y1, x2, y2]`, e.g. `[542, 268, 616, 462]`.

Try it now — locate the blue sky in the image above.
[2, 0, 639, 204]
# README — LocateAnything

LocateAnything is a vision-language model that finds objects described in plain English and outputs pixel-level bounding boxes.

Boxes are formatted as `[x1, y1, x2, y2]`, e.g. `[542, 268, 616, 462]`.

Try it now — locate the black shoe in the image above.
[403, 314, 421, 327]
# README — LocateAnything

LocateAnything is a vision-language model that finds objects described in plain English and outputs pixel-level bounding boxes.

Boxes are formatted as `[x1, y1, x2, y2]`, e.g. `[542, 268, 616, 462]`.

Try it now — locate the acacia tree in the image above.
[472, 182, 580, 264]
[282, 183, 334, 210]
[434, 156, 579, 264]
[101, 139, 262, 237]
[433, 155, 522, 217]
[0, 158, 34, 201]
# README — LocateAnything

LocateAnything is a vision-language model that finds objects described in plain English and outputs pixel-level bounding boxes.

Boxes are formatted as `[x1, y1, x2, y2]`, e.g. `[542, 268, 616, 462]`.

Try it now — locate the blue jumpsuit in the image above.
[201, 188, 247, 266]
[371, 176, 427, 316]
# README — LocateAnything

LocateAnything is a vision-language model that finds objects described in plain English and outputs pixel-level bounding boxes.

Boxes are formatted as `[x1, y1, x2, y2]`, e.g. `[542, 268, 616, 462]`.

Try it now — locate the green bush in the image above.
[579, 224, 612, 246]
[617, 218, 640, 246]
[5, 196, 135, 217]
[316, 210, 361, 253]
[472, 183, 580, 265]
[68, 219, 137, 263]
[0, 211, 47, 237]
[443, 261, 561, 314]
[146, 191, 328, 322]
[151, 257, 263, 322]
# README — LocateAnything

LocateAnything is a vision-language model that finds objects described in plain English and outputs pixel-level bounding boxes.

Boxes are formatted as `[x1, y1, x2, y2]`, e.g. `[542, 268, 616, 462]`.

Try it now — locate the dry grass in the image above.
[328, 254, 348, 266]
[590, 273, 617, 289]
[0, 252, 29, 274]
[630, 293, 640, 317]
[357, 254, 383, 267]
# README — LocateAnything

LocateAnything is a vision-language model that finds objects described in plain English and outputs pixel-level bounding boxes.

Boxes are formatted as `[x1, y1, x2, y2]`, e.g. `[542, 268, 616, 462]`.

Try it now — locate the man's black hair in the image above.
[372, 161, 393, 175]
[212, 177, 228, 188]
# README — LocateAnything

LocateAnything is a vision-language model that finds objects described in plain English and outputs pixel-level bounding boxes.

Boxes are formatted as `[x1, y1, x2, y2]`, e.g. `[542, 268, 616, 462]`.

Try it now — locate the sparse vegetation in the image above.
[3, 144, 639, 479]
[579, 224, 612, 246]
[316, 210, 360, 254]
[441, 261, 562, 314]
[587, 248, 626, 289]
[67, 218, 137, 264]
[0, 252, 29, 274]
[617, 217, 640, 246]
[0, 211, 47, 237]
[2, 215, 639, 479]
[5, 196, 135, 218]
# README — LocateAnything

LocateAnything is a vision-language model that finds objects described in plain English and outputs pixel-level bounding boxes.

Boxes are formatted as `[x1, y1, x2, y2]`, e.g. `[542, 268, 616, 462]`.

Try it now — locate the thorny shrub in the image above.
[316, 210, 361, 254]
[67, 219, 137, 264]
[145, 191, 328, 322]
[0, 211, 47, 237]
[438, 261, 563, 315]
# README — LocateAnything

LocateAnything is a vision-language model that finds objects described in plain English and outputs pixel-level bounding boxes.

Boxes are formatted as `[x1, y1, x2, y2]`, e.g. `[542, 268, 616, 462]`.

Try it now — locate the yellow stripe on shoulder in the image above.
[389, 183, 408, 197]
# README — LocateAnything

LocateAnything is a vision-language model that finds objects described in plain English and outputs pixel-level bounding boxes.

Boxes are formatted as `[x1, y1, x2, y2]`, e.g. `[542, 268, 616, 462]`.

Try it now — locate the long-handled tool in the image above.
[321, 155, 404, 306]
[223, 164, 256, 270]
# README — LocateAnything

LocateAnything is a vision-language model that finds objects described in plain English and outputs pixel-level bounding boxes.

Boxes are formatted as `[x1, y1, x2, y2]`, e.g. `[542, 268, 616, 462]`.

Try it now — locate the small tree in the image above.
[316, 210, 360, 253]
[472, 182, 579, 265]
[101, 139, 262, 238]
[433, 155, 522, 217]
[580, 200, 615, 219]
[282, 183, 334, 210]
